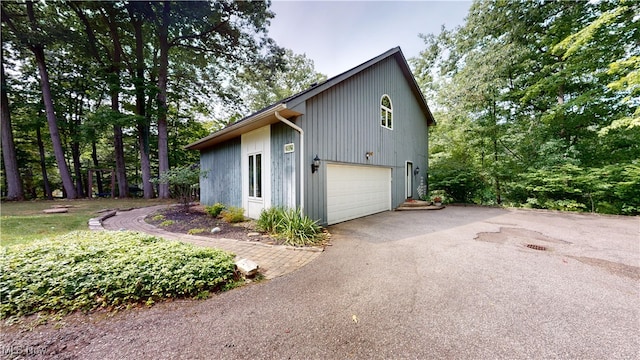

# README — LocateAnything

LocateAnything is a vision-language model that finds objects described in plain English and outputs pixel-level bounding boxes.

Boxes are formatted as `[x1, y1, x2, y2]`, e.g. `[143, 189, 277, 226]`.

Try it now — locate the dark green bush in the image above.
[204, 203, 226, 217]
[0, 231, 237, 318]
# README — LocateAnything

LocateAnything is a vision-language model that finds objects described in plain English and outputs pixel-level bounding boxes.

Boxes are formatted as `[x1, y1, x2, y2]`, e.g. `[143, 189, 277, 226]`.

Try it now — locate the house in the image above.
[186, 47, 435, 225]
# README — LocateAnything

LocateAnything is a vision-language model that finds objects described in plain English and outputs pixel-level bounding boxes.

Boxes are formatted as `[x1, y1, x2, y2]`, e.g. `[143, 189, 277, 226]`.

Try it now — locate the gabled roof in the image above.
[186, 47, 435, 150]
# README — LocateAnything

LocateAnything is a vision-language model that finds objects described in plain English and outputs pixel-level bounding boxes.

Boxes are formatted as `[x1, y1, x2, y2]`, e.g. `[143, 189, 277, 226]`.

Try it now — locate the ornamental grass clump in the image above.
[257, 207, 324, 246]
[0, 231, 237, 319]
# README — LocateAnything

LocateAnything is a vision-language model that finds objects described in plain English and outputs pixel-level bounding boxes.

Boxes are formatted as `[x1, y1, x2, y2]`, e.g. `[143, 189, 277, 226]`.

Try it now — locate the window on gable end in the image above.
[380, 94, 393, 130]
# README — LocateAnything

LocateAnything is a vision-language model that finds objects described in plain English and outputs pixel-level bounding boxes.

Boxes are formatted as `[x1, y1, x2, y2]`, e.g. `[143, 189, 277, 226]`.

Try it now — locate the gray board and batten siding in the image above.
[199, 137, 242, 207]
[270, 122, 299, 209]
[296, 54, 430, 224]
[189, 47, 433, 226]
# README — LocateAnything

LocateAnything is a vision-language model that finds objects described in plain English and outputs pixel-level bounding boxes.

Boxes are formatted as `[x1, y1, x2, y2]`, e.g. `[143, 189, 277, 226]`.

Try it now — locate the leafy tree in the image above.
[152, 164, 207, 211]
[2, 1, 77, 198]
[412, 0, 639, 214]
[148, 0, 281, 198]
[235, 49, 328, 112]
[1, 51, 24, 200]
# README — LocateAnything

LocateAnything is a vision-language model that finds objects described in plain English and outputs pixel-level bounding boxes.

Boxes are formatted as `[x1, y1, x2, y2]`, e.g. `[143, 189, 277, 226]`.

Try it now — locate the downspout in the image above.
[275, 110, 305, 213]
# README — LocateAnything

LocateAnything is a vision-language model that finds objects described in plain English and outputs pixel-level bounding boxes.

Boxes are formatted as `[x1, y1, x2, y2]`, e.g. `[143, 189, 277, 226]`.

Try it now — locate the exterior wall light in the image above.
[414, 167, 420, 176]
[311, 155, 321, 173]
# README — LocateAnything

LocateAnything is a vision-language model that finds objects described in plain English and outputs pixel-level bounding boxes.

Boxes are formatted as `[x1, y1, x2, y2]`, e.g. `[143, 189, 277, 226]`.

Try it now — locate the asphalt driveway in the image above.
[5, 207, 639, 359]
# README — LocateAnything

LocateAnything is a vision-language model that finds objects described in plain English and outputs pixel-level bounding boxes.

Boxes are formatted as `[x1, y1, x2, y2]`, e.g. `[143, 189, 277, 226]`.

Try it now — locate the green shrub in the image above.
[151, 214, 165, 221]
[204, 203, 226, 217]
[187, 228, 206, 235]
[257, 207, 324, 246]
[0, 231, 236, 318]
[220, 207, 245, 223]
[159, 220, 175, 227]
[256, 206, 285, 233]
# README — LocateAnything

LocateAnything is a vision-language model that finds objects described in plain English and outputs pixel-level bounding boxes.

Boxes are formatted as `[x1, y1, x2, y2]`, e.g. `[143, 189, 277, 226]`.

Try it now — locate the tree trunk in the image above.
[106, 8, 129, 198]
[1, 59, 24, 200]
[91, 141, 104, 194]
[71, 96, 85, 197]
[129, 4, 154, 198]
[27, 2, 77, 199]
[71, 141, 84, 197]
[156, 1, 170, 199]
[36, 126, 53, 200]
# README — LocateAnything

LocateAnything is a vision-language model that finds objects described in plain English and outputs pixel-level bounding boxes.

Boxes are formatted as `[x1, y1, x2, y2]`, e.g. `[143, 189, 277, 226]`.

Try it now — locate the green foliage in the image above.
[0, 231, 236, 318]
[429, 159, 486, 204]
[187, 228, 206, 235]
[204, 203, 226, 217]
[220, 207, 245, 223]
[159, 220, 175, 227]
[256, 207, 284, 234]
[152, 165, 207, 210]
[256, 207, 324, 246]
[510, 163, 640, 215]
[152, 214, 165, 222]
[235, 49, 328, 112]
[412, 1, 639, 215]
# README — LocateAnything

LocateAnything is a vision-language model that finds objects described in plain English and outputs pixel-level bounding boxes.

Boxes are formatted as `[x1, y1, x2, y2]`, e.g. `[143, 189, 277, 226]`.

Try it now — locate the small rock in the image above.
[235, 258, 259, 277]
[261, 235, 270, 238]
[247, 232, 260, 237]
[211, 227, 221, 233]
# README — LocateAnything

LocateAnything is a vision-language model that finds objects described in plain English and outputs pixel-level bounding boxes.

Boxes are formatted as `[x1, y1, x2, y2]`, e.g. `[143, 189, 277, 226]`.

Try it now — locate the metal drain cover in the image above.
[526, 244, 547, 251]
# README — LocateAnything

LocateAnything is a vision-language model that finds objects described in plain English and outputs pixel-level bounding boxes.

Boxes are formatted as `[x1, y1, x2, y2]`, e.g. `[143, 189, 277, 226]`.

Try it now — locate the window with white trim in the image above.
[380, 94, 393, 130]
[248, 153, 262, 198]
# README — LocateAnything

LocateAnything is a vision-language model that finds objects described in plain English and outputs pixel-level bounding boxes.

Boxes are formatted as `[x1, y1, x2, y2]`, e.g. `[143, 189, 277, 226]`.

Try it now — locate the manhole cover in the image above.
[526, 244, 547, 251]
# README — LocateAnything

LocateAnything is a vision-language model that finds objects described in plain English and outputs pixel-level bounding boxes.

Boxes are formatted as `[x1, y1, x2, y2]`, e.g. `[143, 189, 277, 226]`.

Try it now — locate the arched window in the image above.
[380, 94, 393, 130]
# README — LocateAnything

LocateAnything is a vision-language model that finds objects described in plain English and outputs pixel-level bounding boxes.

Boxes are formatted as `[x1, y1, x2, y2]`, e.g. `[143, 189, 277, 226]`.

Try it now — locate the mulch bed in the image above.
[145, 205, 279, 244]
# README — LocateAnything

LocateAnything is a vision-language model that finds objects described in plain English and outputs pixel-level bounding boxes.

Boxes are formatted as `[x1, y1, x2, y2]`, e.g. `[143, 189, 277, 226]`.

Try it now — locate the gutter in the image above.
[275, 110, 305, 213]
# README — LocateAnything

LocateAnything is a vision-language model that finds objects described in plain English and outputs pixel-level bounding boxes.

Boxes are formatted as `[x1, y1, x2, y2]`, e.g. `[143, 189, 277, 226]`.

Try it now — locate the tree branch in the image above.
[169, 20, 229, 48]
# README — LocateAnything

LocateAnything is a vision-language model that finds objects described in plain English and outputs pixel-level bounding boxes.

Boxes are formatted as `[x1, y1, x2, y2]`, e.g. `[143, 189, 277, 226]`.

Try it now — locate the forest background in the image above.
[1, 0, 638, 215]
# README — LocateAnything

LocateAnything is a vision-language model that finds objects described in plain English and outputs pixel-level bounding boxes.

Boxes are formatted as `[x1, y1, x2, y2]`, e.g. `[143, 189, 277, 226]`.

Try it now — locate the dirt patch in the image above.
[145, 205, 280, 244]
[475, 227, 571, 246]
[567, 256, 640, 280]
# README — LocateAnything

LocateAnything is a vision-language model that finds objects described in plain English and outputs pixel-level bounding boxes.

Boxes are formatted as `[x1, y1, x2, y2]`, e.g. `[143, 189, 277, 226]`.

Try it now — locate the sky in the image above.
[267, 0, 472, 77]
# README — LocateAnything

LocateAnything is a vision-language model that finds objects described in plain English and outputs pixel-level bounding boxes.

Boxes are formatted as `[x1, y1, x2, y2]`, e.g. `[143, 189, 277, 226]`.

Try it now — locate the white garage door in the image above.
[326, 164, 392, 224]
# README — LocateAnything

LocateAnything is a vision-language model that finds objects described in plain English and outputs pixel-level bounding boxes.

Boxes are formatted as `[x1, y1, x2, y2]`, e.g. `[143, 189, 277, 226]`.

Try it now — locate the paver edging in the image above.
[92, 206, 325, 254]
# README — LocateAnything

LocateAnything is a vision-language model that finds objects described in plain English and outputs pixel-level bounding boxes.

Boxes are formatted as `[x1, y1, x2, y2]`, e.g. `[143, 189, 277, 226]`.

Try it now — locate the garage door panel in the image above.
[327, 165, 391, 224]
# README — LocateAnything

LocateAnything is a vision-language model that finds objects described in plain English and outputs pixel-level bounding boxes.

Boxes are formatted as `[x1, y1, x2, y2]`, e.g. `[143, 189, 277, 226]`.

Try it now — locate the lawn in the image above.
[0, 198, 176, 247]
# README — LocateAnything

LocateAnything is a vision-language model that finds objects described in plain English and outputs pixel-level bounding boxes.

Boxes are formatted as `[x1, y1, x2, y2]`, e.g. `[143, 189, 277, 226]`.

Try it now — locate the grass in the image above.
[0, 198, 176, 247]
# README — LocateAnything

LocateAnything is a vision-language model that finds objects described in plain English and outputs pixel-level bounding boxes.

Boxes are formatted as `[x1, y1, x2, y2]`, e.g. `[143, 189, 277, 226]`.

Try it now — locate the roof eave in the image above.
[185, 104, 302, 150]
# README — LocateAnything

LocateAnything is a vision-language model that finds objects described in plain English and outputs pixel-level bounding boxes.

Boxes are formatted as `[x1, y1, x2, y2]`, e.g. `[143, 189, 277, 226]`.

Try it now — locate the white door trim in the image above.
[405, 161, 413, 199]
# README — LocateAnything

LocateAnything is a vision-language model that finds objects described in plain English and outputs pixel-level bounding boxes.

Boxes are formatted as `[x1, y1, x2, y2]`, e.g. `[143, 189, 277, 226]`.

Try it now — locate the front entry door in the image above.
[241, 126, 271, 219]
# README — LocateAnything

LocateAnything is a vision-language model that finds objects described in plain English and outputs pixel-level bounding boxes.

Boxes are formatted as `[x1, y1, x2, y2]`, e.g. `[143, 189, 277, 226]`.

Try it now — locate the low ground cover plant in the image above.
[257, 207, 324, 246]
[0, 231, 237, 319]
